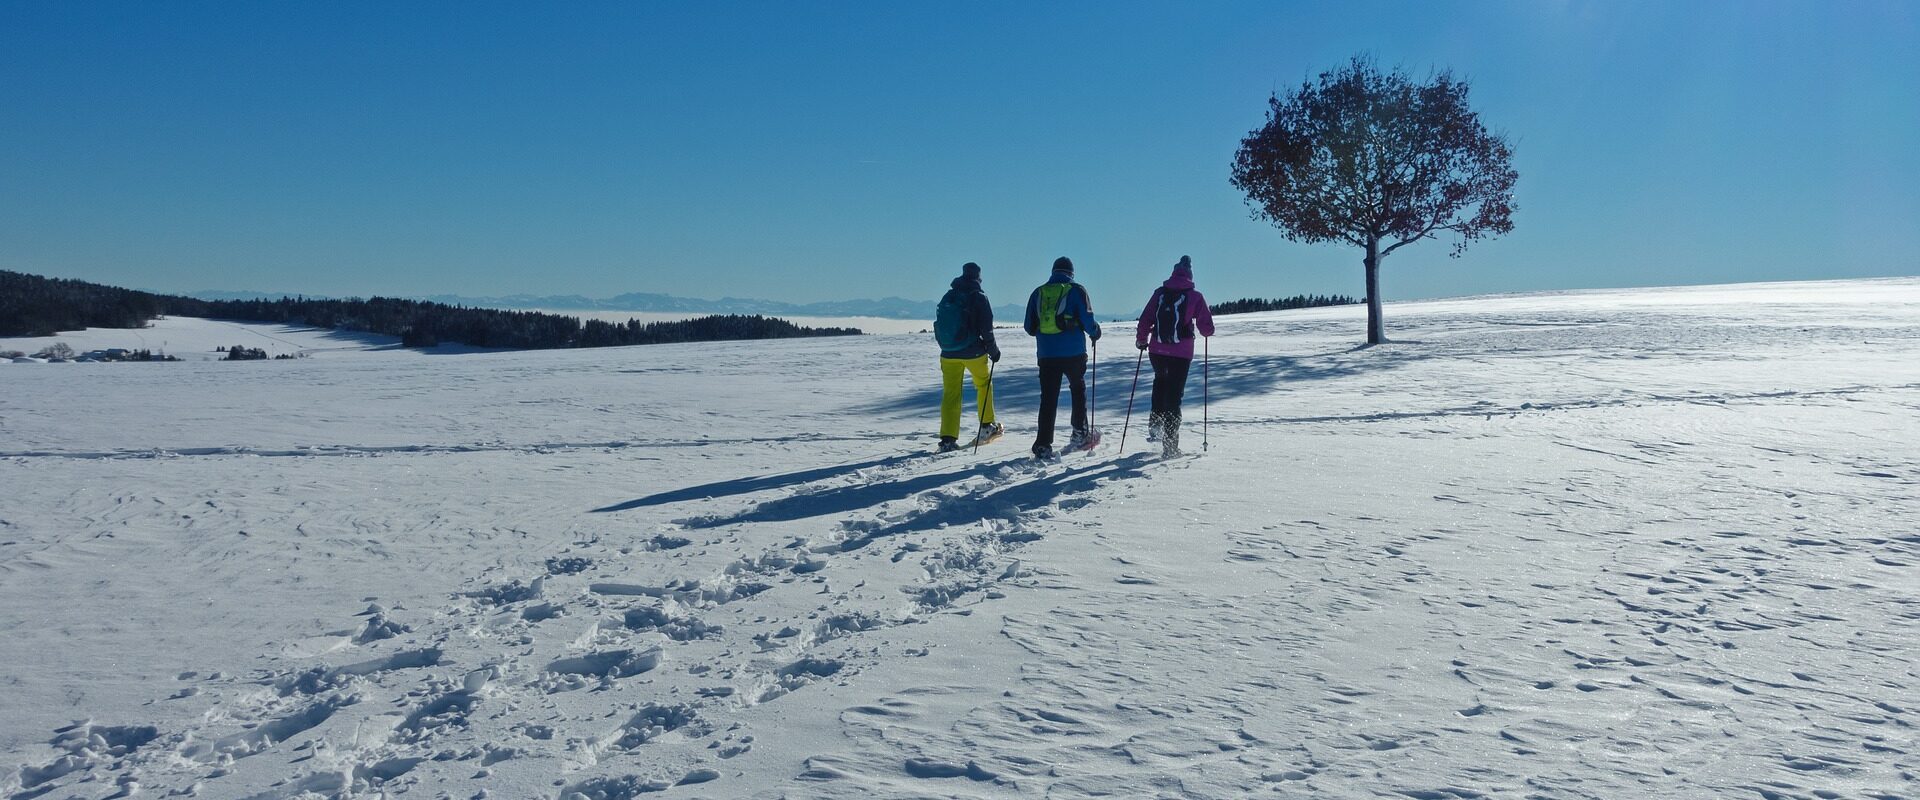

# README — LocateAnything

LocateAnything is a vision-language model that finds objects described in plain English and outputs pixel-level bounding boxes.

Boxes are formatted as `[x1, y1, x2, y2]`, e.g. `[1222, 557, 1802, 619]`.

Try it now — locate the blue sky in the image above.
[2, 1, 1916, 306]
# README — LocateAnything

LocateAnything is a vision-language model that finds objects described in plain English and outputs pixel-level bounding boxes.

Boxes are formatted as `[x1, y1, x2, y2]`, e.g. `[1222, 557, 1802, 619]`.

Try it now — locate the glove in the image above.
[1136, 340, 1148, 351]
[988, 347, 1001, 363]
[1089, 329, 1101, 342]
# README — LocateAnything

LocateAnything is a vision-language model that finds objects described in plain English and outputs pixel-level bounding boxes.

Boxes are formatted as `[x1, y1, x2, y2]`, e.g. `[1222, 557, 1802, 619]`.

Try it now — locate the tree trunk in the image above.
[1363, 238, 1385, 344]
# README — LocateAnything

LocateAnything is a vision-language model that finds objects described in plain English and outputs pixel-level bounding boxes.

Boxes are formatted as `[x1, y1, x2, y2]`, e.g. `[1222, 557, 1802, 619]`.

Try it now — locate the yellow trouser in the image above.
[939, 355, 995, 438]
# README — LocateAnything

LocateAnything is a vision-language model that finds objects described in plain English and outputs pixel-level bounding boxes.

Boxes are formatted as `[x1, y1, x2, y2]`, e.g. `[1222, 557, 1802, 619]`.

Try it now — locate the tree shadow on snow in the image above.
[310, 327, 402, 348]
[851, 346, 1433, 420]
[591, 452, 933, 513]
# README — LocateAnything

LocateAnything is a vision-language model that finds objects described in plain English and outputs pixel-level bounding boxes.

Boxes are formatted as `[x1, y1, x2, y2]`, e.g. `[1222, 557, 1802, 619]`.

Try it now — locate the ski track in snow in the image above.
[3, 278, 1918, 799]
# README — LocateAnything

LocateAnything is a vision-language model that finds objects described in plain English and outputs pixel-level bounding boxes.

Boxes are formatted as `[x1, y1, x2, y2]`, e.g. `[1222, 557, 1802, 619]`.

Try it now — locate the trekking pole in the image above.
[1118, 347, 1144, 452]
[1203, 336, 1210, 452]
[974, 359, 994, 456]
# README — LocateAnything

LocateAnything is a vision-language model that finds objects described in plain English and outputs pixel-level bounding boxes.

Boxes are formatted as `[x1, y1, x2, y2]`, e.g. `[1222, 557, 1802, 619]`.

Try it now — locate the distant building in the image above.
[77, 348, 136, 362]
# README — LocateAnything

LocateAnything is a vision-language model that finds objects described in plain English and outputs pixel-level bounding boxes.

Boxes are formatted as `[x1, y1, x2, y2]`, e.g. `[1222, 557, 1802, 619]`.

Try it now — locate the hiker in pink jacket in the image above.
[1133, 255, 1215, 456]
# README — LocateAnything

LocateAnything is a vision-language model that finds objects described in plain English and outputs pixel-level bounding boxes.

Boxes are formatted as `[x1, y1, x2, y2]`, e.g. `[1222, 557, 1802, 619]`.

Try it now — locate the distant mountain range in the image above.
[187, 290, 1026, 322]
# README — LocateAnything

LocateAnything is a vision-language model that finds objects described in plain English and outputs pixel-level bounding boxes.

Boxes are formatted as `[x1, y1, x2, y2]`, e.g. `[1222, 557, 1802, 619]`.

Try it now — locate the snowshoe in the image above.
[1067, 427, 1100, 453]
[972, 422, 1004, 447]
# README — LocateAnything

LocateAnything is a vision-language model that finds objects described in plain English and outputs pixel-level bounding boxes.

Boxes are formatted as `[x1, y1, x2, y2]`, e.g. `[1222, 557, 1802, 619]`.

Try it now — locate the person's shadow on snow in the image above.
[667, 456, 1029, 528]
[590, 452, 932, 513]
[833, 452, 1159, 552]
[665, 451, 1155, 552]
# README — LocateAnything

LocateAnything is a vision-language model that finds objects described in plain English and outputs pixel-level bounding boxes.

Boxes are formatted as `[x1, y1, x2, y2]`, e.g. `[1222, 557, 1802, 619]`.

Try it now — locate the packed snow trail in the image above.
[2, 278, 1917, 799]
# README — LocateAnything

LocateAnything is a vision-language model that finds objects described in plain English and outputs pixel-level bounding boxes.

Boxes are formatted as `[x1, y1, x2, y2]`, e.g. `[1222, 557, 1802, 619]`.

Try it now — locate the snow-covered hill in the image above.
[181, 288, 1027, 323]
[0, 317, 405, 362]
[2, 278, 1916, 799]
[0, 313, 907, 363]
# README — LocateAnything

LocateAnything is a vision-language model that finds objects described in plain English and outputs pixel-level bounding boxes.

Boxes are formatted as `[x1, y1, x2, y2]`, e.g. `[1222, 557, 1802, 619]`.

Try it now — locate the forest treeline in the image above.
[1211, 294, 1359, 315]
[0, 270, 862, 348]
[2, 270, 166, 334]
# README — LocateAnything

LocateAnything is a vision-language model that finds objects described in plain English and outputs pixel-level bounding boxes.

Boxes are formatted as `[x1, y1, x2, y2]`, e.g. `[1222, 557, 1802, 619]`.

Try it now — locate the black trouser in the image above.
[1035, 354, 1088, 448]
[1149, 353, 1192, 420]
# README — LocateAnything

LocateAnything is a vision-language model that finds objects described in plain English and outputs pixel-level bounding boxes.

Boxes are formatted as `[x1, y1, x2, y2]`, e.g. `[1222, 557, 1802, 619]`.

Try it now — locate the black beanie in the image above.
[1052, 256, 1074, 275]
[962, 262, 981, 281]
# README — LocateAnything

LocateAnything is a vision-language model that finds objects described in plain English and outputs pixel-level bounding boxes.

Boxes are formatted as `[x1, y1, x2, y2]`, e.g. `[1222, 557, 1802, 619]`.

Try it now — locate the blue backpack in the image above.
[934, 290, 975, 351]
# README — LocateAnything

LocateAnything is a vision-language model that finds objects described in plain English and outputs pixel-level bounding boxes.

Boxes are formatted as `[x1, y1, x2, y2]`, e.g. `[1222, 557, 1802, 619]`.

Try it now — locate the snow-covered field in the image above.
[2, 277, 1916, 800]
[0, 317, 404, 362]
[0, 313, 923, 364]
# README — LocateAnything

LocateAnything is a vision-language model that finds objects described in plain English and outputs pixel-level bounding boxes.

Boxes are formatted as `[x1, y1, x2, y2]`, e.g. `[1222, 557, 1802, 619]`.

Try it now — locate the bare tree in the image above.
[1231, 56, 1518, 344]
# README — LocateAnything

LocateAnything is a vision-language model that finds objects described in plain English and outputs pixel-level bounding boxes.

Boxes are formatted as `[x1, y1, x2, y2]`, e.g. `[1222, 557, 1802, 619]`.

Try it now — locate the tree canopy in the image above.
[1231, 56, 1517, 342]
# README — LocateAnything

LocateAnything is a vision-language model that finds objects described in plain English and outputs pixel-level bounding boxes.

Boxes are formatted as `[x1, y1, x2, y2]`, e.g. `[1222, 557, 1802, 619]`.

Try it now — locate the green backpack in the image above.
[1035, 282, 1081, 335]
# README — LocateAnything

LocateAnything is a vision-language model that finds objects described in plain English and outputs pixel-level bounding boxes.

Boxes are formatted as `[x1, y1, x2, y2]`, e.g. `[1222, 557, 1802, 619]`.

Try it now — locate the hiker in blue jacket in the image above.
[1024, 256, 1102, 459]
[934, 262, 1003, 452]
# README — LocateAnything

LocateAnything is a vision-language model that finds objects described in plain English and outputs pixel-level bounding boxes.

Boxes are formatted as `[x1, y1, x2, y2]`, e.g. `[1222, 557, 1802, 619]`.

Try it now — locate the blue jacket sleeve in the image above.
[1077, 286, 1101, 340]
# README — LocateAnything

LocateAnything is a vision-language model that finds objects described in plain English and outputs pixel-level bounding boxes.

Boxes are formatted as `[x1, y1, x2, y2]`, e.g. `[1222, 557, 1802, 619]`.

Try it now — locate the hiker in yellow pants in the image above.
[933, 262, 1003, 451]
[940, 354, 996, 440]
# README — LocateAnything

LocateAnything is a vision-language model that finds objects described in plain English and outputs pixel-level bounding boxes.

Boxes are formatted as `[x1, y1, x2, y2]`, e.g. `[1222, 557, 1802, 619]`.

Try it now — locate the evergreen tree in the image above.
[1212, 294, 1360, 315]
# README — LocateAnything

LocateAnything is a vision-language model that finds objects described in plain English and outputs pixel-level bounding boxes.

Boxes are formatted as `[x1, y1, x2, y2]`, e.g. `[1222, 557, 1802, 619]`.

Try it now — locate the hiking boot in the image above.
[976, 422, 1003, 444]
[1031, 443, 1055, 460]
[937, 437, 960, 453]
[1067, 427, 1098, 452]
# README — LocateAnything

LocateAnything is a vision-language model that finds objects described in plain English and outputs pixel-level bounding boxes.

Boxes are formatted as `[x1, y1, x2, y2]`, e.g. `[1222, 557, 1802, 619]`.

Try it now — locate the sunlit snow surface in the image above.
[2, 278, 1916, 799]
